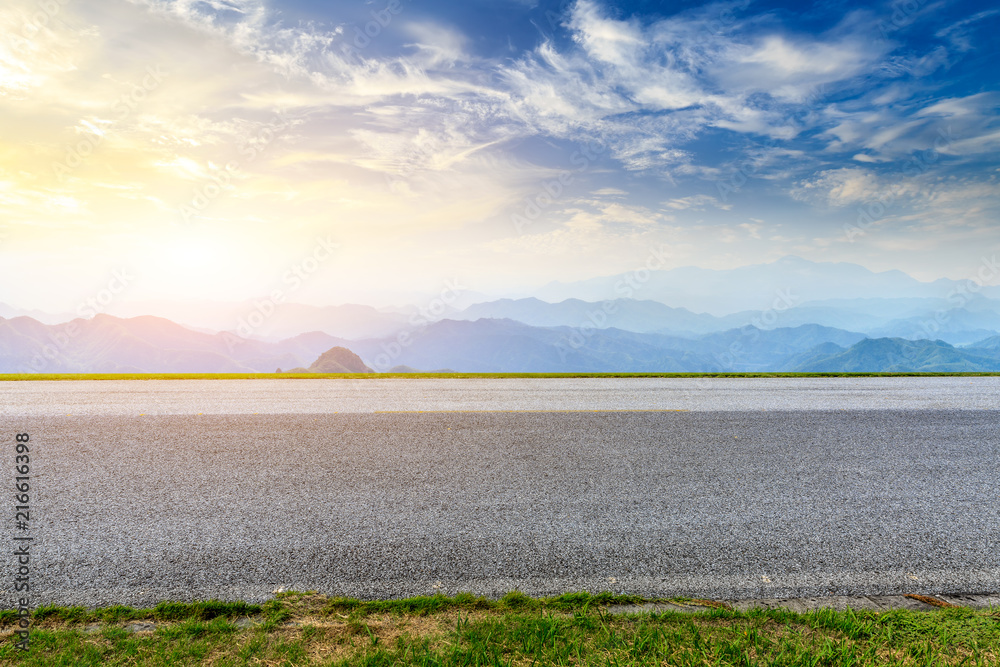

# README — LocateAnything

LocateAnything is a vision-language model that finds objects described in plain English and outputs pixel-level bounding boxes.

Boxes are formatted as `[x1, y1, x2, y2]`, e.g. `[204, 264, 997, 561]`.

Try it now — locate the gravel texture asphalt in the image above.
[1, 376, 1000, 416]
[2, 378, 999, 608]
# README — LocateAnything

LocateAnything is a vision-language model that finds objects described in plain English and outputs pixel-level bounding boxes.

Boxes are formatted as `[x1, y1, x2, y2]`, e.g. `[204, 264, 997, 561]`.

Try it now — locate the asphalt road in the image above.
[3, 376, 1000, 415]
[3, 378, 999, 607]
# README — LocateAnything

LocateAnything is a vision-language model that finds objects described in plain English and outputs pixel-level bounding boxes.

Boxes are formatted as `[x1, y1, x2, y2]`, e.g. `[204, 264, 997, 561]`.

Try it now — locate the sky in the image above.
[1, 0, 998, 312]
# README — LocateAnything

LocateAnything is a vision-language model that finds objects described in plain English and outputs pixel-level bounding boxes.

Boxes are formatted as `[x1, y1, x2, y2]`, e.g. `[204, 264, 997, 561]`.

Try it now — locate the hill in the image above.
[791, 338, 1000, 372]
[306, 347, 373, 373]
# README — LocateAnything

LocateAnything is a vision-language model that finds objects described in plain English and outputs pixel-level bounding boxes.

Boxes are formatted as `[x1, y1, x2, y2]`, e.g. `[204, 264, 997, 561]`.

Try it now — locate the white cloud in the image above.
[404, 22, 470, 69]
[791, 168, 888, 207]
[791, 167, 1000, 243]
[1, 0, 995, 308]
[663, 194, 731, 211]
[597, 202, 665, 226]
[917, 92, 997, 118]
[567, 0, 644, 69]
[713, 31, 887, 103]
[935, 9, 1000, 52]
[0, 3, 89, 98]
[495, 0, 918, 180]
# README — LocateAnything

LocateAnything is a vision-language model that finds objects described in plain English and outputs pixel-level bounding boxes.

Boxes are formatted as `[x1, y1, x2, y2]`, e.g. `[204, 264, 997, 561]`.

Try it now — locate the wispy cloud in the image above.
[0, 0, 997, 308]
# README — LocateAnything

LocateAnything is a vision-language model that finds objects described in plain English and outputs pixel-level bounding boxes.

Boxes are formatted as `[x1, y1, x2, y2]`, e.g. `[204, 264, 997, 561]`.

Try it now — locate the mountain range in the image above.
[5, 256, 1000, 373]
[531, 255, 1000, 314]
[9, 256, 998, 341]
[0, 314, 350, 373]
[4, 312, 1000, 374]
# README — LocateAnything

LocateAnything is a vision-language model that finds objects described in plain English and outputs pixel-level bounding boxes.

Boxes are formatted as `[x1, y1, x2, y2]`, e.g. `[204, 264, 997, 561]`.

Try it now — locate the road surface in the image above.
[1, 377, 998, 607]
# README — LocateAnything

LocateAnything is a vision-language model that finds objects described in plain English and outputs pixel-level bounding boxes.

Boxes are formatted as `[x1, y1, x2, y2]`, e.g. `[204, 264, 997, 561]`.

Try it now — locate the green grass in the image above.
[0, 600, 261, 627]
[2, 371, 1000, 381]
[2, 592, 998, 665]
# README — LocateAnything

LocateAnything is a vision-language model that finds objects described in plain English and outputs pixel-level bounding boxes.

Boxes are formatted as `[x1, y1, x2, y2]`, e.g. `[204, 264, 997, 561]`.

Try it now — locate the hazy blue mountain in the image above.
[344, 320, 868, 373]
[5, 313, 1000, 374]
[791, 338, 1000, 372]
[966, 335, 1000, 352]
[776, 342, 849, 371]
[342, 318, 724, 372]
[13, 256, 1000, 342]
[683, 325, 867, 371]
[867, 308, 1000, 345]
[756, 297, 959, 332]
[449, 296, 931, 338]
[532, 256, 992, 315]
[797, 295, 1000, 320]
[0, 302, 76, 325]
[450, 297, 747, 334]
[450, 294, 1000, 345]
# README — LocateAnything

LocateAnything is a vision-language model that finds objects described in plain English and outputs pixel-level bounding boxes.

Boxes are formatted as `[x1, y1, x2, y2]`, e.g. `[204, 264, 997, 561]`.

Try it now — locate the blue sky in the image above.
[0, 0, 998, 309]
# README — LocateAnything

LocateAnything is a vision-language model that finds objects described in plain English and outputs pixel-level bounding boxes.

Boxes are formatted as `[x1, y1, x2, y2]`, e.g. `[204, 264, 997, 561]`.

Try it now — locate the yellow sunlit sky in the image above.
[2, 0, 998, 313]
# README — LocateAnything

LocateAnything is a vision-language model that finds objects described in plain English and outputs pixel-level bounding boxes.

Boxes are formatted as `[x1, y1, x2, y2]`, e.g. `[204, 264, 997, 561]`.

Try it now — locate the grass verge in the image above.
[1, 591, 998, 665]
